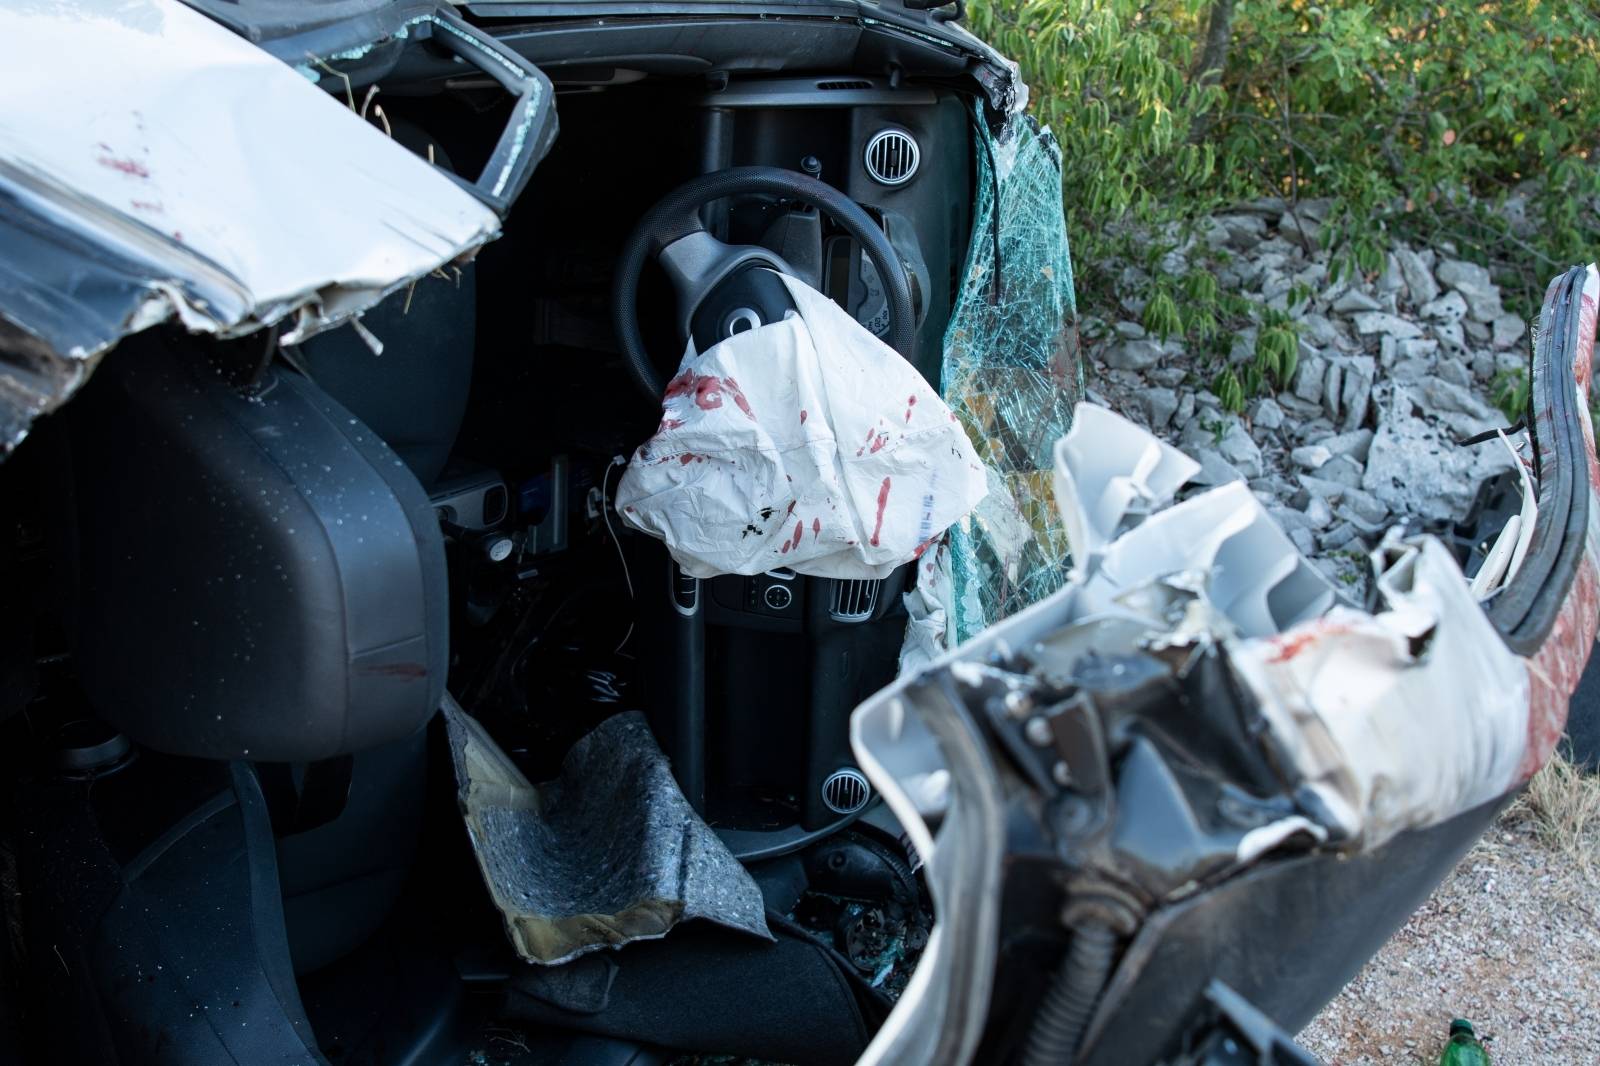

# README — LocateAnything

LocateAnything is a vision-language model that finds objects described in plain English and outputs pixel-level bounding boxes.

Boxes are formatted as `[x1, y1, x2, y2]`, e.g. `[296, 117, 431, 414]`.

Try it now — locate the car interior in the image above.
[0, 54, 987, 1066]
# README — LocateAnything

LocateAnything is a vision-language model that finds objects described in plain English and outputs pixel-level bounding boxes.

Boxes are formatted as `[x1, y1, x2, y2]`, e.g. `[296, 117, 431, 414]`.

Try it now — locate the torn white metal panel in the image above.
[1232, 536, 1529, 846]
[1052, 402, 1198, 567]
[1050, 403, 1529, 848]
[851, 664, 1005, 1066]
[616, 273, 987, 579]
[874, 402, 1533, 858]
[1102, 482, 1340, 639]
[0, 0, 501, 450]
[1051, 407, 1340, 640]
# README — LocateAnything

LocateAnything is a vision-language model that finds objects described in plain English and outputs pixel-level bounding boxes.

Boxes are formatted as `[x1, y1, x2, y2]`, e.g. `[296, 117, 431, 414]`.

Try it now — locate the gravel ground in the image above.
[1298, 811, 1600, 1064]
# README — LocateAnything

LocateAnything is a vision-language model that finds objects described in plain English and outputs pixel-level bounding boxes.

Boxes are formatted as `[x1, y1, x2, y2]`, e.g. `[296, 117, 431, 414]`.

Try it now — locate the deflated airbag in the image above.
[616, 273, 986, 579]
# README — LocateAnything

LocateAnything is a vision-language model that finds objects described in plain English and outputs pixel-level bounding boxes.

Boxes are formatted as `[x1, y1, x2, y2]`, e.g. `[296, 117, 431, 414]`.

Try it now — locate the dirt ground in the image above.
[1298, 760, 1600, 1064]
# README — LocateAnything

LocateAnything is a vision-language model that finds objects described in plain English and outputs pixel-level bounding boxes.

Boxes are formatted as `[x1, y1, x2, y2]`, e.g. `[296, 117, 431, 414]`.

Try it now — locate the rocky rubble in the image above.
[1085, 200, 1528, 599]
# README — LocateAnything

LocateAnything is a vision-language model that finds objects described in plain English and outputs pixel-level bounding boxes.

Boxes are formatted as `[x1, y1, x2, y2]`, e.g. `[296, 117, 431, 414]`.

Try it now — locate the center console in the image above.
[642, 76, 971, 847]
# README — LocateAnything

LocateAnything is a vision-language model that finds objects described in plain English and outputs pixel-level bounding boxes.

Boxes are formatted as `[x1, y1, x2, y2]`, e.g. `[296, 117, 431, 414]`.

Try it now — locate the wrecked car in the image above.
[0, 2, 1596, 1065]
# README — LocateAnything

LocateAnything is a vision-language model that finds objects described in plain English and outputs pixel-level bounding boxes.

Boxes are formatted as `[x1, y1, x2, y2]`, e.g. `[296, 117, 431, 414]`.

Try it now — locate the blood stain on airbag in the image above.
[870, 477, 892, 546]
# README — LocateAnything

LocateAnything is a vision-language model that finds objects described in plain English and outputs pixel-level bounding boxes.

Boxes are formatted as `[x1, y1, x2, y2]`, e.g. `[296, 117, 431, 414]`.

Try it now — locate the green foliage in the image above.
[1183, 271, 1218, 305]
[1210, 369, 1246, 414]
[1180, 270, 1221, 342]
[967, 0, 1222, 283]
[1142, 287, 1184, 341]
[967, 0, 1600, 316]
[1254, 310, 1299, 390]
[1492, 367, 1531, 424]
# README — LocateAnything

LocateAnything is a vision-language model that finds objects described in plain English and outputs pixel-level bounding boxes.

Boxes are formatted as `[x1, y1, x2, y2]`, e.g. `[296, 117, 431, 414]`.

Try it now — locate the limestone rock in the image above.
[1432, 319, 1466, 351]
[1435, 258, 1504, 322]
[1134, 387, 1179, 429]
[1320, 429, 1374, 462]
[1318, 455, 1365, 489]
[1415, 378, 1505, 439]
[1291, 444, 1333, 470]
[1420, 290, 1468, 322]
[1105, 338, 1166, 370]
[1303, 494, 1334, 529]
[1492, 315, 1526, 350]
[1352, 312, 1423, 340]
[1361, 389, 1514, 524]
[1332, 288, 1382, 314]
[1335, 355, 1375, 432]
[1395, 247, 1441, 305]
[1293, 351, 1328, 405]
[1251, 397, 1286, 431]
[1298, 312, 1341, 348]
[1179, 415, 1263, 479]
[1435, 358, 1473, 387]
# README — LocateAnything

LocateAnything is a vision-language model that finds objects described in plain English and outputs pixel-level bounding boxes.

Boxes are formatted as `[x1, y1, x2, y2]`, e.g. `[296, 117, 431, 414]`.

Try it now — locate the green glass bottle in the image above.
[1438, 1019, 1490, 1066]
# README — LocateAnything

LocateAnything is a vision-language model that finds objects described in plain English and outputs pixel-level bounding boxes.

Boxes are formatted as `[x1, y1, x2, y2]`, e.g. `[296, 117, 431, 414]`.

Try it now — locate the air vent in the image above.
[822, 768, 872, 815]
[829, 578, 882, 623]
[864, 128, 920, 186]
[816, 79, 874, 91]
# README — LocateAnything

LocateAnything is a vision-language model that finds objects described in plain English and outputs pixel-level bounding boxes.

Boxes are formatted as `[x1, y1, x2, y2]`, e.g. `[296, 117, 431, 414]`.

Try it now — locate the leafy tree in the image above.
[968, 0, 1600, 326]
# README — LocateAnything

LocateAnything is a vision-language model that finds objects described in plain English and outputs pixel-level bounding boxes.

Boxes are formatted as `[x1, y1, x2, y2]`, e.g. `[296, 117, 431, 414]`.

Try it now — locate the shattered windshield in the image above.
[942, 108, 1083, 644]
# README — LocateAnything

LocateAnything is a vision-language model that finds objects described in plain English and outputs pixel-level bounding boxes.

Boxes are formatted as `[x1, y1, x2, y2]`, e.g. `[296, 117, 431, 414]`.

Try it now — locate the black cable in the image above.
[1455, 419, 1526, 447]
[728, 801, 875, 862]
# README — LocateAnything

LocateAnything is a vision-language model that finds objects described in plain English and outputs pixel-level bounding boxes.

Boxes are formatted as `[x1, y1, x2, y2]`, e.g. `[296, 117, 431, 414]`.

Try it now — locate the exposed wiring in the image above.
[725, 799, 877, 862]
[601, 456, 635, 654]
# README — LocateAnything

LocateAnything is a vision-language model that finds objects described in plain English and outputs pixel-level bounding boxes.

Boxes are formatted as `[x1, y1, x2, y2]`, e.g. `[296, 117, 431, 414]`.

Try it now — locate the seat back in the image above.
[69, 334, 448, 762]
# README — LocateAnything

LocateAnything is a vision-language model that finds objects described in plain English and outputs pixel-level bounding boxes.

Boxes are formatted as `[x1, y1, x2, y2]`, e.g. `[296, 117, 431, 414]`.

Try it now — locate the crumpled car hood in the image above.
[0, 0, 504, 455]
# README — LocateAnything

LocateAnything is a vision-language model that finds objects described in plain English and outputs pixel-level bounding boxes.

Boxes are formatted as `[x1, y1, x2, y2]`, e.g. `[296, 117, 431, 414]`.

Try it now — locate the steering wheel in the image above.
[612, 166, 917, 402]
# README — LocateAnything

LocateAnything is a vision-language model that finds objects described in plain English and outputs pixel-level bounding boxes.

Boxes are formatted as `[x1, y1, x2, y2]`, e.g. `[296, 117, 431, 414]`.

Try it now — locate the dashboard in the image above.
[694, 75, 973, 385]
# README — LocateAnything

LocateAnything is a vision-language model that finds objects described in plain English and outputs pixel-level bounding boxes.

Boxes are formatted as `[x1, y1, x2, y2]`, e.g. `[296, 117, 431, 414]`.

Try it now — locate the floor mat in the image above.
[443, 696, 772, 964]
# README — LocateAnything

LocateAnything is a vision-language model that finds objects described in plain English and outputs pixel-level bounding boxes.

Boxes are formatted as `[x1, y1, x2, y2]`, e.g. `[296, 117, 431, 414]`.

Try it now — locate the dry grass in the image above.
[1503, 751, 1600, 885]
